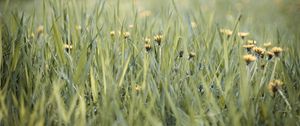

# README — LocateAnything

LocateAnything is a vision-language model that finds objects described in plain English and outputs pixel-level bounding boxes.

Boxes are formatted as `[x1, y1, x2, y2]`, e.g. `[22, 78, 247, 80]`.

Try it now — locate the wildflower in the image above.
[154, 34, 163, 46]
[243, 44, 255, 52]
[36, 25, 44, 37]
[270, 47, 283, 57]
[128, 24, 134, 29]
[220, 28, 233, 37]
[247, 40, 257, 45]
[268, 80, 283, 96]
[266, 51, 275, 60]
[123, 32, 130, 39]
[144, 37, 151, 44]
[64, 44, 73, 52]
[188, 52, 196, 60]
[134, 85, 142, 92]
[144, 43, 151, 52]
[252, 47, 265, 58]
[110, 31, 115, 37]
[191, 21, 197, 28]
[243, 54, 256, 65]
[263, 42, 272, 48]
[238, 32, 249, 39]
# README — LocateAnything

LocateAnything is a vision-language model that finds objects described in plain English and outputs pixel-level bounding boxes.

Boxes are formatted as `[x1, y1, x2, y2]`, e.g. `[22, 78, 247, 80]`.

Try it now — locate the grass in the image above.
[1, 0, 300, 125]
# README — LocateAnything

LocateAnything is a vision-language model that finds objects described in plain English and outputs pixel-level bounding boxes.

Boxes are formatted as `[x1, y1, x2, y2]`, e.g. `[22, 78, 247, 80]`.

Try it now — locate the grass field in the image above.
[1, 0, 300, 125]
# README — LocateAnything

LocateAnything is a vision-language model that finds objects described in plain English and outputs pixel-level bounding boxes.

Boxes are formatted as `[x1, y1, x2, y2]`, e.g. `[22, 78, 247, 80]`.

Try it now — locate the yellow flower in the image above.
[238, 32, 249, 39]
[270, 47, 283, 57]
[268, 80, 283, 96]
[243, 44, 255, 52]
[144, 43, 151, 52]
[266, 51, 275, 60]
[252, 47, 265, 58]
[154, 34, 163, 45]
[64, 44, 73, 52]
[220, 28, 233, 37]
[247, 40, 257, 45]
[188, 52, 196, 60]
[134, 85, 142, 92]
[110, 31, 115, 37]
[263, 42, 272, 48]
[128, 24, 134, 29]
[191, 21, 197, 28]
[144, 37, 151, 44]
[243, 54, 256, 65]
[36, 25, 44, 36]
[123, 32, 130, 39]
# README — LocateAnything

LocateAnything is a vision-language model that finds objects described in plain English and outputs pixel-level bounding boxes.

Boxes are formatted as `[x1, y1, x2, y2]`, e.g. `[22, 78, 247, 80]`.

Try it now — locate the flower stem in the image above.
[278, 89, 292, 110]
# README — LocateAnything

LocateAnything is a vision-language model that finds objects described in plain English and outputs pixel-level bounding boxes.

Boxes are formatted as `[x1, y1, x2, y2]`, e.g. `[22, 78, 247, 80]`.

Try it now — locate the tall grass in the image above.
[0, 0, 299, 125]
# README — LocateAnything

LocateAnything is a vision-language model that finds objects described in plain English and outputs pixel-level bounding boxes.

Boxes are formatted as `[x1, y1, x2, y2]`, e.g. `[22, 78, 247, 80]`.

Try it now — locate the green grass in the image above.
[1, 0, 300, 125]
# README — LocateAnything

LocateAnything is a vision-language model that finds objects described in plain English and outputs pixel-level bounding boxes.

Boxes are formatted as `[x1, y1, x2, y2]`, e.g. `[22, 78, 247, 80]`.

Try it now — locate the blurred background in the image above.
[1, 0, 300, 33]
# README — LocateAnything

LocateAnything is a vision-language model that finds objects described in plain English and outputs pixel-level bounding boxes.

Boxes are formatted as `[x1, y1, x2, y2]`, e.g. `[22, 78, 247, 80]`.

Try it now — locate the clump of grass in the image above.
[0, 0, 299, 126]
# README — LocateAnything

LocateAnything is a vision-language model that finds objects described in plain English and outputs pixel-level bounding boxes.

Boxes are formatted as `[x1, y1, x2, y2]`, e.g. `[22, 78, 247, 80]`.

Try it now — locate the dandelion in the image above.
[243, 44, 255, 52]
[268, 80, 283, 96]
[252, 47, 265, 58]
[188, 52, 196, 60]
[243, 54, 256, 65]
[128, 24, 134, 29]
[64, 44, 73, 52]
[110, 31, 115, 37]
[266, 51, 275, 60]
[123, 32, 130, 39]
[36, 25, 44, 37]
[144, 43, 151, 52]
[154, 34, 163, 46]
[268, 79, 292, 110]
[220, 28, 233, 37]
[144, 37, 151, 44]
[263, 42, 272, 48]
[134, 85, 142, 92]
[191, 21, 197, 28]
[247, 40, 257, 45]
[238, 32, 249, 39]
[270, 47, 283, 57]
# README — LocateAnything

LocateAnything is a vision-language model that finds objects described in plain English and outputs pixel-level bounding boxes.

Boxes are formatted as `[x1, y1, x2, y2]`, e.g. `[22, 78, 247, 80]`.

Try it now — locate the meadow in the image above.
[0, 0, 300, 125]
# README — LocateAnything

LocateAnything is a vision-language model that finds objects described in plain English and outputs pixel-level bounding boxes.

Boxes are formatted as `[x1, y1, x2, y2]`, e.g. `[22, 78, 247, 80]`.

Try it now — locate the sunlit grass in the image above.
[0, 0, 300, 125]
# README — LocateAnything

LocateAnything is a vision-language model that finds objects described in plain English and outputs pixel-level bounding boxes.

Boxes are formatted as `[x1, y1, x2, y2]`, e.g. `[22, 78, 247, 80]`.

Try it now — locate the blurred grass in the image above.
[1, 0, 300, 125]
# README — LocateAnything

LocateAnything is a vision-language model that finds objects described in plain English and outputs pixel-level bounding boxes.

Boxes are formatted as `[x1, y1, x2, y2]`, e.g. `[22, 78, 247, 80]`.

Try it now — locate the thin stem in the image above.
[250, 61, 257, 81]
[269, 58, 278, 82]
[278, 89, 292, 110]
[259, 62, 269, 88]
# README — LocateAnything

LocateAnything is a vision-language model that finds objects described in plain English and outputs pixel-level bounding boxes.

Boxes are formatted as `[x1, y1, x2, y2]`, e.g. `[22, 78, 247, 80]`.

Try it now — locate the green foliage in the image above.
[0, 0, 300, 125]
